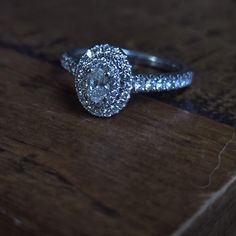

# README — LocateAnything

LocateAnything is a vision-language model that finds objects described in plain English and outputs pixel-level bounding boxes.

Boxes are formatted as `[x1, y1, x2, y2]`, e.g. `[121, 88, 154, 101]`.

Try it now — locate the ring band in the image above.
[60, 44, 193, 117]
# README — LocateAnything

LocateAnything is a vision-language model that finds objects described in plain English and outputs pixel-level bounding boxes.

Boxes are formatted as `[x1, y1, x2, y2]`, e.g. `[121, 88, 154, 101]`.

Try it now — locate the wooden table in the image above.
[0, 0, 236, 235]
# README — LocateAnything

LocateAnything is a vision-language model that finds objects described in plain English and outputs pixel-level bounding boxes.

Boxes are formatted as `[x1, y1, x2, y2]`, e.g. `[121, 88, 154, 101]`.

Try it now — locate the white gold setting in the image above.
[75, 45, 132, 117]
[61, 44, 193, 117]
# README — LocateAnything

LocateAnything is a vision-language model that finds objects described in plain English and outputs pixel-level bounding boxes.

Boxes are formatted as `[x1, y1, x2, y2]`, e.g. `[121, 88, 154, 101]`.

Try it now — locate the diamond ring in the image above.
[60, 44, 193, 117]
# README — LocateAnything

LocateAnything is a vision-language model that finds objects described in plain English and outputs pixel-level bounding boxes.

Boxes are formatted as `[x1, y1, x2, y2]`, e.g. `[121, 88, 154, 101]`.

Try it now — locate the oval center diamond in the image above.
[76, 44, 132, 117]
[86, 68, 110, 104]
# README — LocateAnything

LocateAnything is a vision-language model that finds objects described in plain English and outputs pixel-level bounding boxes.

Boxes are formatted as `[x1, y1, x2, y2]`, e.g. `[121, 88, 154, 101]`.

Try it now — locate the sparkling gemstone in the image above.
[86, 68, 110, 103]
[76, 44, 132, 117]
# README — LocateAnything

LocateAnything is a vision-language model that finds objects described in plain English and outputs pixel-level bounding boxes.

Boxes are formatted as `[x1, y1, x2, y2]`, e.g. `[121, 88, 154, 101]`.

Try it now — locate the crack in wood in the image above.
[0, 40, 59, 66]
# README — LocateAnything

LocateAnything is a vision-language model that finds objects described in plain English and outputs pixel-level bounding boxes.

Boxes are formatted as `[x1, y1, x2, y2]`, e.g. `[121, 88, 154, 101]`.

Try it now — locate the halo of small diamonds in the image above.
[75, 44, 132, 117]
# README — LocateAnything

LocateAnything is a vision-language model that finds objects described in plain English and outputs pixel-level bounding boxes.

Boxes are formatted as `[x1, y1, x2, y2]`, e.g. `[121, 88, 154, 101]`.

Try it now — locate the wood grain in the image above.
[0, 0, 235, 126]
[0, 0, 236, 235]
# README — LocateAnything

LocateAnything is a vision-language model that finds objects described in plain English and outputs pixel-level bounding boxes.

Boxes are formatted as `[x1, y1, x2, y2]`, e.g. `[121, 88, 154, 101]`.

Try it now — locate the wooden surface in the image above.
[0, 0, 236, 235]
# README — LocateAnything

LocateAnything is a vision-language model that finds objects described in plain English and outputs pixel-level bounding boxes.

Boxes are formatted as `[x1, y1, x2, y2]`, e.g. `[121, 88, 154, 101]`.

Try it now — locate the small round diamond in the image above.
[75, 44, 132, 117]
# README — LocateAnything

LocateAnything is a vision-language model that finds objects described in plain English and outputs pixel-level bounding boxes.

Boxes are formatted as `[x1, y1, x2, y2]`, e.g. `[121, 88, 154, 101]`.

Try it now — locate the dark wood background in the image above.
[0, 0, 236, 235]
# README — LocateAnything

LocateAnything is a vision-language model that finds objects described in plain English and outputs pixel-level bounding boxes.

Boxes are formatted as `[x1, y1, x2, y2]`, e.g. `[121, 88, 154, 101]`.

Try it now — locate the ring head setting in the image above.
[75, 44, 132, 117]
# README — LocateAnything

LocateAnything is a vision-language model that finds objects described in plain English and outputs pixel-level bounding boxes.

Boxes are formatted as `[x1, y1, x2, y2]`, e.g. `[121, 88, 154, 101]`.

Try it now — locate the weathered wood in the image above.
[0, 0, 235, 126]
[0, 0, 236, 235]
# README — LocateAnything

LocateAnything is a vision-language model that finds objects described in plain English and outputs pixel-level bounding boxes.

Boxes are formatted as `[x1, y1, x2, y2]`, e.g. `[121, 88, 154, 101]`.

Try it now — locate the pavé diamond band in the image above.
[60, 44, 193, 117]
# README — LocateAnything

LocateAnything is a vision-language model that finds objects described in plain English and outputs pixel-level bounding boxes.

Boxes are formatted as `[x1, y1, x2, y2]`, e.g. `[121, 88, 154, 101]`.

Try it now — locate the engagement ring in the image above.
[61, 44, 193, 117]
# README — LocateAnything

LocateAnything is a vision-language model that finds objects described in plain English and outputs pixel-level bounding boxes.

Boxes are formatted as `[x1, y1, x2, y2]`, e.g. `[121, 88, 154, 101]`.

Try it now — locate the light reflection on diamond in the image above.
[75, 44, 132, 117]
[86, 68, 109, 104]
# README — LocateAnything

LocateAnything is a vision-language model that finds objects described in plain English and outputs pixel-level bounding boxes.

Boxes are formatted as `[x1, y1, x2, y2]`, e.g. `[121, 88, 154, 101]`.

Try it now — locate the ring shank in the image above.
[122, 49, 183, 72]
[61, 47, 193, 93]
